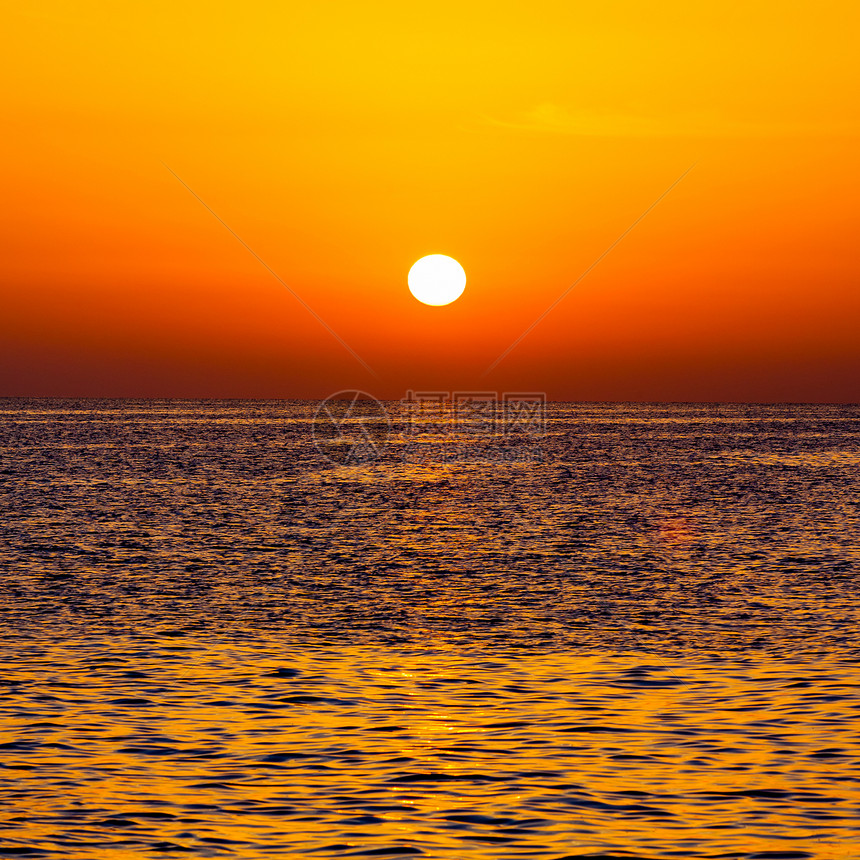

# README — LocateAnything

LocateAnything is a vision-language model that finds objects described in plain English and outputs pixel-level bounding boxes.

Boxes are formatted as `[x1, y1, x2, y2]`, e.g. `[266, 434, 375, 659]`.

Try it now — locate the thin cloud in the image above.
[482, 103, 858, 137]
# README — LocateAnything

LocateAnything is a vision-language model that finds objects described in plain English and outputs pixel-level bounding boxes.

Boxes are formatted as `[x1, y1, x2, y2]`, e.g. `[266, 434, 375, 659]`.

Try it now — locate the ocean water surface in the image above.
[0, 400, 858, 859]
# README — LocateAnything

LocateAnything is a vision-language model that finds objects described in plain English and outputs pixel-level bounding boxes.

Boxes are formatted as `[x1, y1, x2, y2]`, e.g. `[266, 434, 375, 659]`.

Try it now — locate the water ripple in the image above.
[0, 400, 858, 858]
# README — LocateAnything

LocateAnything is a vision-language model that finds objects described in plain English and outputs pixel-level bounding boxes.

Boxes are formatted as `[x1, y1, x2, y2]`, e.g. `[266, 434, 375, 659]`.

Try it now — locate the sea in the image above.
[0, 399, 858, 859]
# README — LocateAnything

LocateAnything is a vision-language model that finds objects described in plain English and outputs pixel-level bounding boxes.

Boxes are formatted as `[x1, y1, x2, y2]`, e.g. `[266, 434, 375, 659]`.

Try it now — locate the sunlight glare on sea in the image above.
[0, 400, 858, 859]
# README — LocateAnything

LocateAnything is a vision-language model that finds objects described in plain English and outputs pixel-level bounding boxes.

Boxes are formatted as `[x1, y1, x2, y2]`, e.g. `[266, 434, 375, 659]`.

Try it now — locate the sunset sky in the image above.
[3, 0, 858, 400]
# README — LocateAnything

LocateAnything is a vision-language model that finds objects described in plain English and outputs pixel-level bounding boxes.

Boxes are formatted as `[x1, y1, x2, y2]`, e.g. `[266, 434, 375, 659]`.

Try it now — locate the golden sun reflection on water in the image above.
[3, 639, 859, 858]
[1, 400, 859, 857]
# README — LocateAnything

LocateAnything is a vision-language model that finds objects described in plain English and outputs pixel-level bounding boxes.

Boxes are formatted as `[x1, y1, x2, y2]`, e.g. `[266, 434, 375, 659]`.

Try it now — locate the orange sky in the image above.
[3, 1, 859, 400]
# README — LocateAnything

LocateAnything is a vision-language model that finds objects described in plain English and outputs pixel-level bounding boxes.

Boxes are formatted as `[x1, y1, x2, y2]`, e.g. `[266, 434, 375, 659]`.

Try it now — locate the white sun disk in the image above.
[408, 255, 466, 306]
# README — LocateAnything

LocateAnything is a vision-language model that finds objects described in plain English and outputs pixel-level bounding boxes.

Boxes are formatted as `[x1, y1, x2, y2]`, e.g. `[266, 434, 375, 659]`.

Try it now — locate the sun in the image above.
[408, 255, 466, 306]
